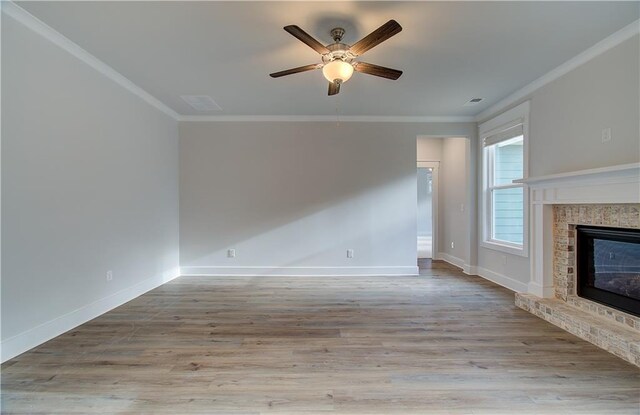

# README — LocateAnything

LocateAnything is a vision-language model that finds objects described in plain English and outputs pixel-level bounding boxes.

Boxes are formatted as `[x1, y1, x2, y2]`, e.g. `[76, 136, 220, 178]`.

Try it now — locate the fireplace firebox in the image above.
[576, 226, 640, 317]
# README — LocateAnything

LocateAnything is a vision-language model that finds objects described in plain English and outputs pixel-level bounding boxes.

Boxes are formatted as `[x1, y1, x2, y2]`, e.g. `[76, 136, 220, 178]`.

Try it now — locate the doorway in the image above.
[417, 161, 439, 259]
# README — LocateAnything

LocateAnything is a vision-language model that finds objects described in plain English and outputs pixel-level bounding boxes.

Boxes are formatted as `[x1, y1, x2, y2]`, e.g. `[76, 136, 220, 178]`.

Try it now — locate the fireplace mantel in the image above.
[518, 162, 640, 205]
[524, 163, 640, 298]
[521, 162, 639, 185]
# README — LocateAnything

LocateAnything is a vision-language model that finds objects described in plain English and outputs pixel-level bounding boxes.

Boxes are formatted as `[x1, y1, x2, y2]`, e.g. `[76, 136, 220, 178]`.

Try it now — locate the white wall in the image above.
[1, 11, 180, 361]
[476, 34, 640, 291]
[180, 122, 476, 276]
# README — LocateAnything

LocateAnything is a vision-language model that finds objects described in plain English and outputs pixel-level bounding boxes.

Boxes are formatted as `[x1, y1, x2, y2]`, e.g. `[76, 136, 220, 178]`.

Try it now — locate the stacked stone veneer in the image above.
[516, 203, 640, 367]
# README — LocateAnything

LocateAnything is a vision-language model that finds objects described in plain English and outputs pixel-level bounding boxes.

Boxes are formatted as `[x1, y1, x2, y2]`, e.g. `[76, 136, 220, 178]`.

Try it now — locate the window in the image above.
[480, 101, 529, 256]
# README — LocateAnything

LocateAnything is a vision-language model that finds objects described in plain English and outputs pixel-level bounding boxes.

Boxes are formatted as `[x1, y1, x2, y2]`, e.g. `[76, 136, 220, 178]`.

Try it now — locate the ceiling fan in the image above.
[270, 20, 403, 96]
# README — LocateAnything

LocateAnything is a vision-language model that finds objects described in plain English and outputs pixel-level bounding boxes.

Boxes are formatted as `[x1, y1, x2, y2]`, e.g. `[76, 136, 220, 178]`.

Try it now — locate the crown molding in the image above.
[2, 1, 180, 121]
[6, 0, 636, 125]
[0, 0, 473, 125]
[177, 115, 476, 123]
[475, 19, 640, 122]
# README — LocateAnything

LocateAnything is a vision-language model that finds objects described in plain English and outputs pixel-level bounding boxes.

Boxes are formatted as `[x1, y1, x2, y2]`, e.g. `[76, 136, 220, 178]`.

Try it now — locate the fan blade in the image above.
[284, 25, 330, 55]
[270, 64, 321, 78]
[349, 20, 402, 56]
[354, 62, 403, 80]
[328, 81, 340, 96]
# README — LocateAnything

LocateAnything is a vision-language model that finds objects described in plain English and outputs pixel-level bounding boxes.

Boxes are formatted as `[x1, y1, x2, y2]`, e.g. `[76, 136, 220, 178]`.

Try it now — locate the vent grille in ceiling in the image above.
[463, 98, 483, 106]
[181, 95, 222, 111]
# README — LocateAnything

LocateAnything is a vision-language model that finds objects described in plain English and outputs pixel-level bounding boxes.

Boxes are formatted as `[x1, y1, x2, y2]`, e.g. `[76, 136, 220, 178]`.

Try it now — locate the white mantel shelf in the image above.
[518, 162, 640, 186]
[517, 162, 640, 188]
[517, 162, 639, 205]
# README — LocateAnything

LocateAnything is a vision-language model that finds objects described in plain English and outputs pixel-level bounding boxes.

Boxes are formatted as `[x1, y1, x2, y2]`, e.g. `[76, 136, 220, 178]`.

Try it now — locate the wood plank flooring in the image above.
[2, 260, 639, 414]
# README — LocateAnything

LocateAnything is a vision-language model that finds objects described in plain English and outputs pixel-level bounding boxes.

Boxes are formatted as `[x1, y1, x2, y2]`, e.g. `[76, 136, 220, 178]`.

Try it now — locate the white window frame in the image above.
[479, 101, 529, 257]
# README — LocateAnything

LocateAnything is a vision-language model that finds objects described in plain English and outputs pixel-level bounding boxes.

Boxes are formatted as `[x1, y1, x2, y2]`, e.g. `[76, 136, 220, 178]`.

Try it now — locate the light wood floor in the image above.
[2, 260, 639, 414]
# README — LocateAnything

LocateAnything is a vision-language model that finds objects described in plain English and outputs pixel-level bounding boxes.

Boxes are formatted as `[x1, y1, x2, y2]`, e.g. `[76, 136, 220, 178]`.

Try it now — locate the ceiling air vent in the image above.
[181, 95, 222, 111]
[463, 98, 483, 106]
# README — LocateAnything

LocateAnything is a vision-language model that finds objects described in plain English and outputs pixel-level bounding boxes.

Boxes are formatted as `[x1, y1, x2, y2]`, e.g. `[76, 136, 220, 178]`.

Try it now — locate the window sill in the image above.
[480, 240, 529, 257]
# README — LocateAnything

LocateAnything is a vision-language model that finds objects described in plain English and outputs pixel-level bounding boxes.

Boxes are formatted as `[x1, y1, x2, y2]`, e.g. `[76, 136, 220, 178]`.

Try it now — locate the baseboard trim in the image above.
[180, 266, 419, 277]
[435, 253, 527, 293]
[0, 268, 181, 363]
[473, 266, 528, 292]
[434, 252, 472, 274]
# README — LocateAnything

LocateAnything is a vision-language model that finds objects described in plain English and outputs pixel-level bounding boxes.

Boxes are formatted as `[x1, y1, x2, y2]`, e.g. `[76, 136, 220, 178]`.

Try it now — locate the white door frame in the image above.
[417, 161, 439, 259]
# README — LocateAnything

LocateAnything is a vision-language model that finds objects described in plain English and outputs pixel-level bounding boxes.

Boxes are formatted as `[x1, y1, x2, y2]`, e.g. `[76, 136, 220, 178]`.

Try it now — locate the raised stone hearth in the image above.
[514, 164, 640, 366]
[516, 293, 640, 365]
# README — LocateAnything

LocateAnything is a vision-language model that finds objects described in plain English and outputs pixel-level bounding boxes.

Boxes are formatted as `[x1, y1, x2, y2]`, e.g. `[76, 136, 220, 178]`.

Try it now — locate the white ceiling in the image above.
[19, 1, 640, 117]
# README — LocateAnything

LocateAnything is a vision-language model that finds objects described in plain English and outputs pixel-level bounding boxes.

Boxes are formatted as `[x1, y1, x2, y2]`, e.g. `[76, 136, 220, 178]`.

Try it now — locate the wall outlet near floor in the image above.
[450, 242, 455, 249]
[227, 249, 236, 258]
[106, 270, 113, 281]
[347, 249, 354, 258]
[601, 127, 612, 143]
[502, 255, 508, 265]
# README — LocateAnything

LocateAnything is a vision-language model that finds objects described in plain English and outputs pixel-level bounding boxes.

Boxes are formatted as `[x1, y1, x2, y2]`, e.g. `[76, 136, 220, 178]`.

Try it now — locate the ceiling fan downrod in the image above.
[330, 27, 345, 43]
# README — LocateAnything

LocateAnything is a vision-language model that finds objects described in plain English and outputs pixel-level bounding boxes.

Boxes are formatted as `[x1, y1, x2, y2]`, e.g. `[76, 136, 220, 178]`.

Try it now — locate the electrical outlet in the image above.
[502, 255, 507, 265]
[601, 128, 612, 143]
[227, 249, 236, 258]
[459, 203, 465, 212]
[450, 242, 455, 249]
[106, 270, 113, 281]
[347, 249, 354, 258]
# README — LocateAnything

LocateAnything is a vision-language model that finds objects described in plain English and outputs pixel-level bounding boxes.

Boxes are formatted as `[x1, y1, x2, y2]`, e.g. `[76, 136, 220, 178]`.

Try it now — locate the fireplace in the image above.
[577, 225, 640, 317]
[513, 163, 640, 366]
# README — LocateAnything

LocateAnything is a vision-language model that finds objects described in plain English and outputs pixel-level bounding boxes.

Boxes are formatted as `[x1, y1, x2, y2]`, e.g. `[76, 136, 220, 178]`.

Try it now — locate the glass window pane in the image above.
[492, 187, 524, 244]
[493, 136, 523, 186]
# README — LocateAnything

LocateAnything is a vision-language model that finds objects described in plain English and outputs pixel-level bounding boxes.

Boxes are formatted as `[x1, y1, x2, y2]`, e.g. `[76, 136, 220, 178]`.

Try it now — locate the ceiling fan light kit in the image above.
[270, 20, 403, 96]
[322, 60, 354, 83]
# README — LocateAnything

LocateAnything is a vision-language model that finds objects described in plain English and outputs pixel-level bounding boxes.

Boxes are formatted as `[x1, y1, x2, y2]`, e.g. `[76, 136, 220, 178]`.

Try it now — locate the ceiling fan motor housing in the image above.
[330, 27, 345, 42]
[323, 43, 355, 64]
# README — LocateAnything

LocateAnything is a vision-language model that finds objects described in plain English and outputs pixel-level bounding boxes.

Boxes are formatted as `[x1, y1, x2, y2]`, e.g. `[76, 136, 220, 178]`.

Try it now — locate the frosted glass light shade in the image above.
[322, 60, 354, 83]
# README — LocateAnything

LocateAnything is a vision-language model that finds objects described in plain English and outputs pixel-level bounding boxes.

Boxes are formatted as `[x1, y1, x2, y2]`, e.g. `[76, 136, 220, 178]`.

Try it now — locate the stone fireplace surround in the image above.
[513, 163, 640, 367]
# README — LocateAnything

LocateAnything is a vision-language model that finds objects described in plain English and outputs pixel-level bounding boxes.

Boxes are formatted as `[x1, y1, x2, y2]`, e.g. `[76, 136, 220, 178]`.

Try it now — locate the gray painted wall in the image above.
[180, 122, 476, 274]
[417, 136, 443, 162]
[441, 138, 470, 263]
[477, 35, 640, 286]
[528, 35, 639, 177]
[1, 14, 180, 348]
